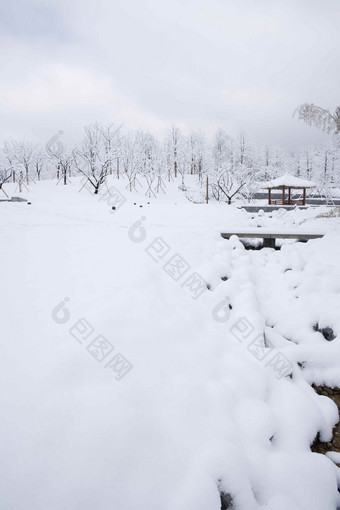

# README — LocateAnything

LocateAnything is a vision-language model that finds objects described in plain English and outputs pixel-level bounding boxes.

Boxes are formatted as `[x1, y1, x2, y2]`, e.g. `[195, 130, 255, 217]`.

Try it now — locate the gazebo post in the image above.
[288, 187, 291, 205]
[303, 187, 306, 206]
[268, 188, 271, 205]
[282, 186, 285, 205]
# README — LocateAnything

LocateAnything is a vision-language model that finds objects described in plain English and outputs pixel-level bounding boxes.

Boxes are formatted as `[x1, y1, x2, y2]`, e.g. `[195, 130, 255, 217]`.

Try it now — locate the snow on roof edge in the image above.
[261, 174, 317, 189]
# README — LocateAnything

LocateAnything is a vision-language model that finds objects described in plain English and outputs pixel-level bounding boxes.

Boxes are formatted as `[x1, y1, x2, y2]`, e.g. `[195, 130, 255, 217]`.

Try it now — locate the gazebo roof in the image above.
[262, 174, 316, 189]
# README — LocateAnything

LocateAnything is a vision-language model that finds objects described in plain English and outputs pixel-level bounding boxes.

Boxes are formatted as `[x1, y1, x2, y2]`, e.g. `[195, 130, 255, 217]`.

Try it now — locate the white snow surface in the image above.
[1, 176, 340, 510]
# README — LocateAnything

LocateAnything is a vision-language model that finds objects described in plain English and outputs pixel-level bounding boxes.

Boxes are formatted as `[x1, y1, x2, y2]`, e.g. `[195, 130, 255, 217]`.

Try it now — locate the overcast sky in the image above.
[0, 0, 339, 148]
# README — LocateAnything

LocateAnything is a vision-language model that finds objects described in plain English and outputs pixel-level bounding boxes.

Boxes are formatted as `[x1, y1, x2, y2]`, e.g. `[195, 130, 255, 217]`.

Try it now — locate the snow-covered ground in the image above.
[1, 175, 340, 510]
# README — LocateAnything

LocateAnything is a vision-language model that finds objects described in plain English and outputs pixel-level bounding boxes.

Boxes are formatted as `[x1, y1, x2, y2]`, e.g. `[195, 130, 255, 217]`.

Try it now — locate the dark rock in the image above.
[217, 480, 234, 509]
[313, 323, 336, 341]
[311, 385, 340, 455]
[220, 491, 234, 509]
[321, 327, 336, 341]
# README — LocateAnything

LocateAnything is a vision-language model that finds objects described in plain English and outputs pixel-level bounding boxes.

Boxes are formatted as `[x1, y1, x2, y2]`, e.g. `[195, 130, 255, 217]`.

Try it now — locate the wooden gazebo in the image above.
[263, 174, 316, 206]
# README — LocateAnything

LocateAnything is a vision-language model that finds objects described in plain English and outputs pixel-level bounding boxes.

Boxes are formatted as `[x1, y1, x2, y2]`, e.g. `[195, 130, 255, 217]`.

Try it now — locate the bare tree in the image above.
[3, 141, 18, 182]
[210, 161, 253, 204]
[33, 149, 46, 181]
[154, 149, 167, 194]
[99, 123, 121, 177]
[47, 141, 73, 185]
[82, 123, 102, 176]
[74, 151, 110, 194]
[294, 103, 340, 135]
[0, 161, 12, 198]
[186, 130, 208, 182]
[164, 125, 183, 179]
[120, 132, 137, 191]
[212, 128, 231, 170]
[195, 131, 208, 183]
[187, 132, 197, 175]
[71, 123, 112, 194]
[176, 139, 189, 191]
[236, 131, 254, 169]
[10, 140, 35, 185]
[137, 131, 158, 198]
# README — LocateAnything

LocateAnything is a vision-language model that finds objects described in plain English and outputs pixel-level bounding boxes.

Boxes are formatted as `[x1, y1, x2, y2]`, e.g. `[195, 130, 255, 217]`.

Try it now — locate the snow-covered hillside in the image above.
[1, 176, 340, 510]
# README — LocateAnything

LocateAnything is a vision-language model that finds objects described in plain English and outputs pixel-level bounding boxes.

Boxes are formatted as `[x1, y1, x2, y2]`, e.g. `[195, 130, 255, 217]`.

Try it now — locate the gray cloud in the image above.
[0, 0, 73, 43]
[0, 0, 339, 148]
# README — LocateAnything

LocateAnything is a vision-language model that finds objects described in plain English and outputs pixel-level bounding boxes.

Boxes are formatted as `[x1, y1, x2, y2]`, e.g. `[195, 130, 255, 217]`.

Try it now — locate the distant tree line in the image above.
[1, 113, 339, 202]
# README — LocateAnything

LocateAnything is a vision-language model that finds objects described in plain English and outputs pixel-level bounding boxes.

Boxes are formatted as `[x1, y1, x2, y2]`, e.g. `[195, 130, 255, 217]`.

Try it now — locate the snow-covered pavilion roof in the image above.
[262, 174, 316, 189]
